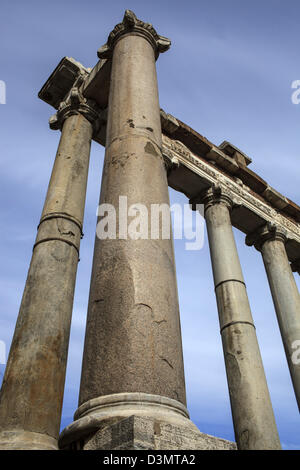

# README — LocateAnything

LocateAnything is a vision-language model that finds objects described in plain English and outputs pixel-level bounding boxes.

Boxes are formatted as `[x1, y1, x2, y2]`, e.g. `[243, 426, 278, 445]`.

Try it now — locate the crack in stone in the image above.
[135, 303, 152, 311]
[159, 356, 173, 369]
[57, 226, 75, 238]
[153, 319, 167, 325]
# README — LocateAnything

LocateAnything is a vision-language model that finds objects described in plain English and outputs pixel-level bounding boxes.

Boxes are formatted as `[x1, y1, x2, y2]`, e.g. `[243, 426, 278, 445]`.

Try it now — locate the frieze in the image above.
[162, 134, 300, 243]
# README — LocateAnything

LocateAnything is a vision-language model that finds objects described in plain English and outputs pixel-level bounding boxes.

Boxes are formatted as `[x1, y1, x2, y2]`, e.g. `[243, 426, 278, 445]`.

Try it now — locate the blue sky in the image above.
[0, 0, 299, 449]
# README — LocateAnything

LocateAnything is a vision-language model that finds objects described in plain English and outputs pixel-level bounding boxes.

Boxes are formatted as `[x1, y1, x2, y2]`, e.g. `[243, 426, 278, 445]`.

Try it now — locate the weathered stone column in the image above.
[0, 86, 100, 450]
[196, 186, 281, 450]
[246, 224, 300, 411]
[59, 10, 204, 450]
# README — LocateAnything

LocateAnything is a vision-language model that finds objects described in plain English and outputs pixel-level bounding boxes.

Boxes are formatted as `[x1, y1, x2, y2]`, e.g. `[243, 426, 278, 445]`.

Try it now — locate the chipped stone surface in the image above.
[38, 57, 90, 109]
[219, 140, 252, 167]
[83, 415, 236, 450]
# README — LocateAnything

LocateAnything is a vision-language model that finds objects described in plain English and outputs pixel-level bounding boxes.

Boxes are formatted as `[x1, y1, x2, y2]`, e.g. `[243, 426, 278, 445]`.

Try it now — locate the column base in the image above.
[59, 392, 236, 450]
[0, 430, 58, 450]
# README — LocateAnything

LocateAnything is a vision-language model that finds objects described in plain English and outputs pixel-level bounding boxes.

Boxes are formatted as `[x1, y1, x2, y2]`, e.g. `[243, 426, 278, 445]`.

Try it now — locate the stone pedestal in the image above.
[83, 415, 236, 451]
[59, 392, 236, 450]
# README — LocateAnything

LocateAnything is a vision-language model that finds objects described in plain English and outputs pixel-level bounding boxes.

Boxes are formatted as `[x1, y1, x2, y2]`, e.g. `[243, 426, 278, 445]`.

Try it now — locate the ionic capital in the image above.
[97, 10, 171, 60]
[190, 185, 234, 213]
[245, 222, 287, 251]
[49, 86, 101, 135]
[163, 148, 180, 175]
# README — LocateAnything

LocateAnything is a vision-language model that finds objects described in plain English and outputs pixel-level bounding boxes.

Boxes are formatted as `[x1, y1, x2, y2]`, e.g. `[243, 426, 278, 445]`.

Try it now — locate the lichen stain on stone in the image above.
[144, 141, 158, 157]
[154, 421, 161, 436]
[111, 154, 130, 168]
[226, 352, 241, 396]
[240, 429, 249, 447]
[51, 250, 68, 263]
[72, 160, 84, 177]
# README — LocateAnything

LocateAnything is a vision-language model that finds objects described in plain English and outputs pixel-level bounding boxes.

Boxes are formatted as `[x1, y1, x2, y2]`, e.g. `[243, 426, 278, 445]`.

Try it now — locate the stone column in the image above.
[59, 10, 201, 450]
[246, 224, 300, 411]
[0, 86, 100, 450]
[196, 186, 281, 450]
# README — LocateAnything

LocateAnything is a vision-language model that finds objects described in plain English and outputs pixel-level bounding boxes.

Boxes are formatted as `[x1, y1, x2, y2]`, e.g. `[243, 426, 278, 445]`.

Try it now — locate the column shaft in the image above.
[0, 111, 94, 449]
[79, 33, 186, 406]
[261, 237, 300, 410]
[204, 192, 281, 449]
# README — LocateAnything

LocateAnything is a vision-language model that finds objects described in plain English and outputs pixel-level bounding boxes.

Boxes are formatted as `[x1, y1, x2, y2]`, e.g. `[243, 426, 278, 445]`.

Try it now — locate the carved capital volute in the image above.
[190, 185, 233, 213]
[49, 78, 101, 135]
[245, 222, 287, 251]
[162, 148, 180, 175]
[97, 10, 171, 61]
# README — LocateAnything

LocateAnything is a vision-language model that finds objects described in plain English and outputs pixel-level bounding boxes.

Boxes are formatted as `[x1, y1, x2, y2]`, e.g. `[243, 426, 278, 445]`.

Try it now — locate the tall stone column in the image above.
[0, 86, 100, 450]
[59, 10, 203, 450]
[246, 224, 300, 411]
[196, 186, 281, 450]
